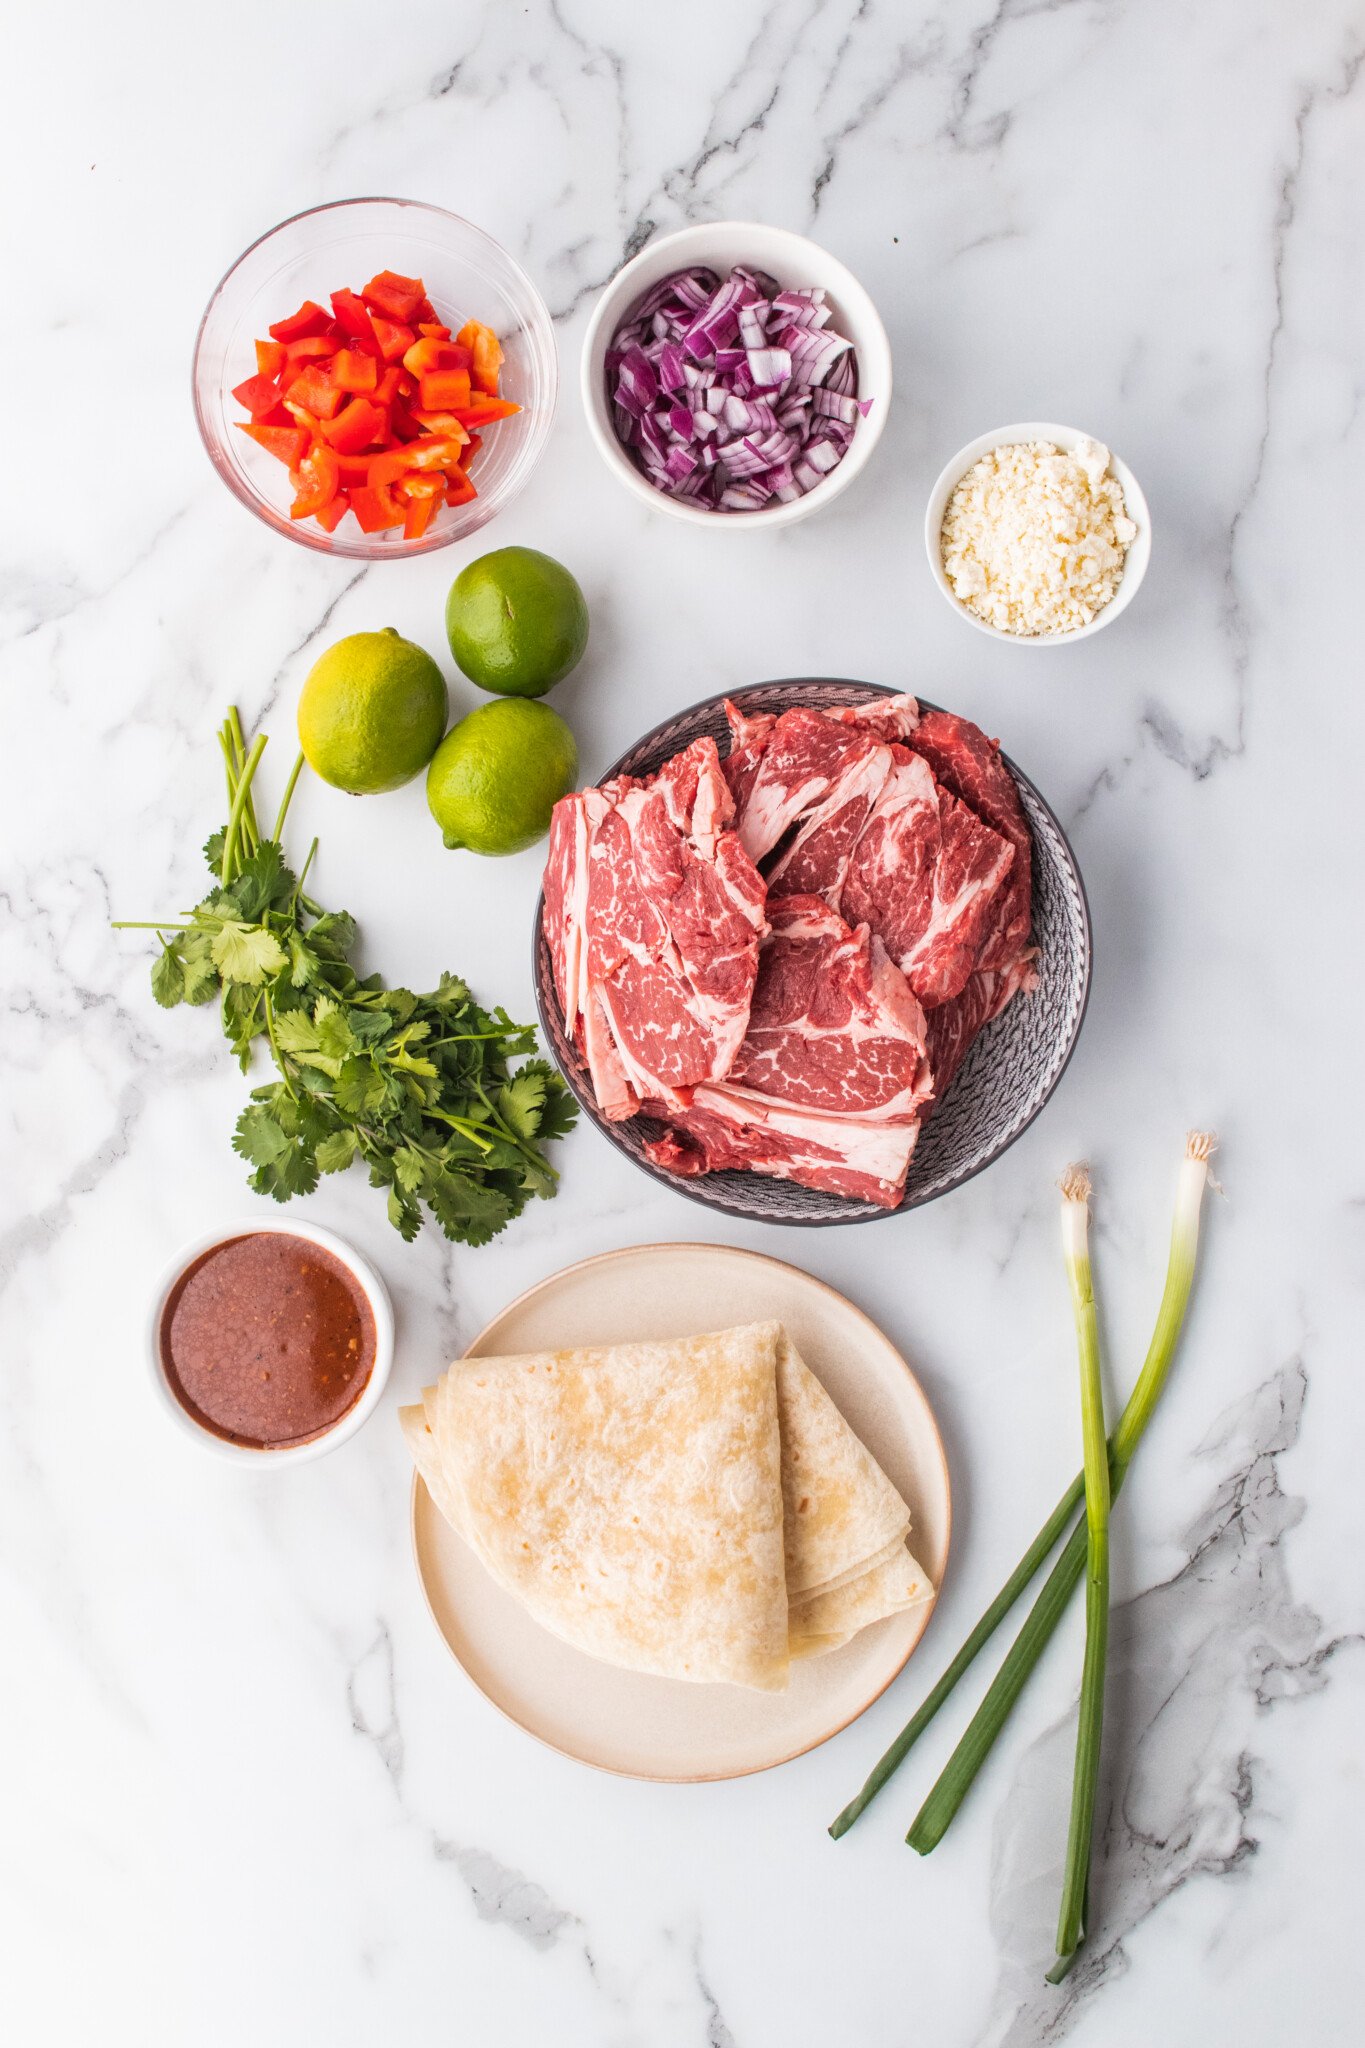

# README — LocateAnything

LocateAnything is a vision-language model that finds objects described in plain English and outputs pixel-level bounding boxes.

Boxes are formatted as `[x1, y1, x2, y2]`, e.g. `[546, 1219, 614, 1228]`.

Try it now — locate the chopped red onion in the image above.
[606, 261, 871, 512]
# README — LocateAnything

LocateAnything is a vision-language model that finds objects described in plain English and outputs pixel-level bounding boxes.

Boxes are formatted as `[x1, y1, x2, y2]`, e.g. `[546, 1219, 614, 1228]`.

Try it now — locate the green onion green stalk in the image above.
[829, 1134, 1217, 1871]
[1049, 1165, 1109, 1978]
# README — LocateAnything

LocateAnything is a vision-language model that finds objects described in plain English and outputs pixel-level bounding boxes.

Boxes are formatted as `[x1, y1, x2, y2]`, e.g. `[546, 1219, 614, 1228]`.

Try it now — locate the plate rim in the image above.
[409, 1239, 953, 1782]
[531, 677, 1094, 1225]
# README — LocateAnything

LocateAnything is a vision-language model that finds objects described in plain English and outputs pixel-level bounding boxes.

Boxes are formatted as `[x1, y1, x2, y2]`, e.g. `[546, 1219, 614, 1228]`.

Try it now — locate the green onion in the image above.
[830, 1134, 1216, 1844]
[1051, 1166, 1109, 1974]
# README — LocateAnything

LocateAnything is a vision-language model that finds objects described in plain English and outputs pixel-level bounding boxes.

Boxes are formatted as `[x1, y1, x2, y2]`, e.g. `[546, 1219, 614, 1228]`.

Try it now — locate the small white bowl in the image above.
[581, 221, 891, 530]
[147, 1216, 393, 1467]
[924, 422, 1151, 645]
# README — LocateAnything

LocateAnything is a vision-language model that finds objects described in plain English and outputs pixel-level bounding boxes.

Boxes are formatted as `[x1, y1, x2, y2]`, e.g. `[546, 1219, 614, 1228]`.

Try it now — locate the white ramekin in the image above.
[581, 221, 891, 530]
[146, 1216, 394, 1466]
[924, 422, 1152, 645]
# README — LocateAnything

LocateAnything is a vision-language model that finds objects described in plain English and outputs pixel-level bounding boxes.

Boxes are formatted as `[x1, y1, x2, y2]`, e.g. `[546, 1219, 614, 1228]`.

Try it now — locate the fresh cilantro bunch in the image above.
[116, 710, 575, 1248]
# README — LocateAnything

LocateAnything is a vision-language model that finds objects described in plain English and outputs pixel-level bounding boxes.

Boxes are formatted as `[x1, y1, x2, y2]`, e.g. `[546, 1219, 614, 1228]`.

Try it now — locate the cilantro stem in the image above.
[111, 920, 193, 931]
[272, 751, 307, 845]
[222, 734, 268, 885]
[292, 837, 319, 910]
[262, 991, 297, 1101]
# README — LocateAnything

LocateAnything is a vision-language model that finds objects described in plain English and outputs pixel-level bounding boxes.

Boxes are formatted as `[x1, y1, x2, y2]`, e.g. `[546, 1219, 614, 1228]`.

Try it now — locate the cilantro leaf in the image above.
[151, 941, 185, 1008]
[211, 920, 287, 986]
[315, 1128, 358, 1174]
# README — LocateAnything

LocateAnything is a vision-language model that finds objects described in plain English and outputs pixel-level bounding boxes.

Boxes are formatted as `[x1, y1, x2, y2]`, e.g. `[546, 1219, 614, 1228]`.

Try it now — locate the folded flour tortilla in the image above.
[404, 1320, 934, 1689]
[408, 1321, 790, 1689]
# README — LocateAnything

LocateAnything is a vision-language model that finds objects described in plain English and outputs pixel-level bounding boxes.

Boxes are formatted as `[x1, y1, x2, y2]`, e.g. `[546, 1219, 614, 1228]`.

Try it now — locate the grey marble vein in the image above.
[977, 1359, 1358, 2046]
[433, 1838, 582, 1951]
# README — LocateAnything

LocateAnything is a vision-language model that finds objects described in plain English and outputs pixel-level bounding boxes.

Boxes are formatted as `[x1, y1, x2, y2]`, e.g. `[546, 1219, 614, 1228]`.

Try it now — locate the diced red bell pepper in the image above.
[328, 349, 378, 394]
[456, 320, 504, 396]
[320, 396, 387, 454]
[232, 373, 288, 420]
[240, 270, 513, 538]
[372, 365, 404, 407]
[313, 492, 350, 534]
[452, 396, 521, 428]
[419, 368, 472, 410]
[289, 444, 341, 520]
[329, 288, 376, 343]
[349, 485, 405, 533]
[284, 334, 336, 365]
[370, 317, 414, 363]
[360, 270, 426, 321]
[401, 335, 470, 378]
[236, 420, 310, 467]
[268, 300, 331, 343]
[286, 365, 345, 419]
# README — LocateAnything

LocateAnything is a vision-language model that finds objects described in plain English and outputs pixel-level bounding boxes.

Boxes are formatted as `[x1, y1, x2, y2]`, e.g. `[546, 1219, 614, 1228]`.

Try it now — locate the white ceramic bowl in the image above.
[581, 221, 891, 530]
[924, 422, 1151, 645]
[147, 1217, 393, 1466]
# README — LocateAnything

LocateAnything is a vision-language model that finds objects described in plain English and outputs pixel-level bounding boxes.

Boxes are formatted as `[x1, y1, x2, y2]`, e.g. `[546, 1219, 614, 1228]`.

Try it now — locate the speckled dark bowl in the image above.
[533, 680, 1092, 1224]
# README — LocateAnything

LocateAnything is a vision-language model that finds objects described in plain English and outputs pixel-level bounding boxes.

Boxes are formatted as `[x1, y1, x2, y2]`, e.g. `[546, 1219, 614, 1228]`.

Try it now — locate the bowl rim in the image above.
[923, 422, 1152, 645]
[191, 195, 558, 561]
[579, 219, 891, 531]
[533, 677, 1093, 1225]
[146, 1214, 394, 1464]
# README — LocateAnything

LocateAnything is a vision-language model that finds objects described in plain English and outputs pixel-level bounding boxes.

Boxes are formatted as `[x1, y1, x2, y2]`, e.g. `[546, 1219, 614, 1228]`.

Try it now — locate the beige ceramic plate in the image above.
[410, 1243, 951, 1781]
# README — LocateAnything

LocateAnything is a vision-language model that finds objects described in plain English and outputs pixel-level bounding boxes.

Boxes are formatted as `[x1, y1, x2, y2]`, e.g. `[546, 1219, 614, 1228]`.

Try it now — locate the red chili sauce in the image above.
[159, 1233, 376, 1449]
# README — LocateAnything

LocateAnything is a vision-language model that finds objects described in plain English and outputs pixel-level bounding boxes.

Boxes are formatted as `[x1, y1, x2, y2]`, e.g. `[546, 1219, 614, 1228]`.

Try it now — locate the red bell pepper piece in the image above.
[444, 469, 478, 507]
[419, 368, 472, 410]
[401, 336, 470, 378]
[232, 373, 288, 420]
[289, 444, 341, 520]
[418, 321, 451, 340]
[349, 485, 405, 533]
[360, 270, 426, 321]
[286, 365, 345, 419]
[330, 288, 376, 343]
[452, 397, 521, 428]
[402, 497, 438, 541]
[313, 492, 350, 533]
[458, 430, 483, 469]
[328, 349, 378, 394]
[370, 317, 414, 363]
[236, 420, 310, 467]
[255, 338, 286, 380]
[320, 396, 387, 453]
[456, 321, 504, 396]
[334, 452, 374, 484]
[372, 365, 404, 408]
[284, 334, 336, 365]
[268, 300, 331, 343]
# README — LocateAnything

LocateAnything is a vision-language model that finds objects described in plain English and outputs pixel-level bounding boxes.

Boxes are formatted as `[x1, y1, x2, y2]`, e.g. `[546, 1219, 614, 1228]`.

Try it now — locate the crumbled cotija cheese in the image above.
[940, 438, 1137, 637]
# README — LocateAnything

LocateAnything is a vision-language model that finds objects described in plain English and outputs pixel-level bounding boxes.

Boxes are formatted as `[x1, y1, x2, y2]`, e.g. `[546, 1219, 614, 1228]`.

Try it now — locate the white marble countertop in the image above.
[6, 3, 1363, 2042]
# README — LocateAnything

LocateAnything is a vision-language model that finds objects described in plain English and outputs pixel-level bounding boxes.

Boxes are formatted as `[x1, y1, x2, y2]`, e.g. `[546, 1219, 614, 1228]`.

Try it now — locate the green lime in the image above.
[426, 699, 578, 856]
[297, 629, 447, 794]
[445, 546, 589, 698]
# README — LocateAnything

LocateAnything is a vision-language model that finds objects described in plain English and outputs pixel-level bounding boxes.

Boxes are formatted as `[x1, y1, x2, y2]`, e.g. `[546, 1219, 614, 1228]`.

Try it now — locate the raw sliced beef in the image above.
[839, 750, 1016, 1009]
[643, 1091, 923, 1210]
[907, 710, 1032, 972]
[640, 896, 931, 1209]
[542, 737, 765, 1118]
[924, 952, 1040, 1099]
[544, 689, 1041, 1210]
[728, 897, 931, 1121]
[723, 704, 892, 864]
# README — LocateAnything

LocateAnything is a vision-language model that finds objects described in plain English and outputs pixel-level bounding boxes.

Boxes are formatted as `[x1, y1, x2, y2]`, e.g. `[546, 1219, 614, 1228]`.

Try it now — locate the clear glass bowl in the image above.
[192, 198, 558, 561]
